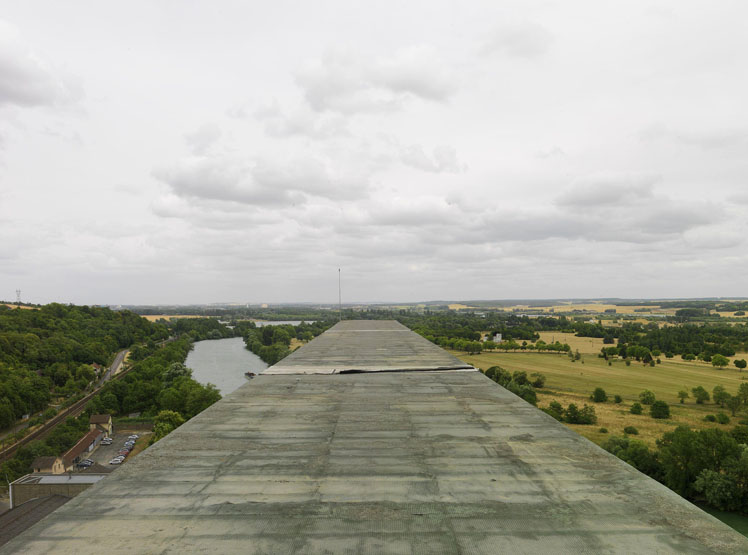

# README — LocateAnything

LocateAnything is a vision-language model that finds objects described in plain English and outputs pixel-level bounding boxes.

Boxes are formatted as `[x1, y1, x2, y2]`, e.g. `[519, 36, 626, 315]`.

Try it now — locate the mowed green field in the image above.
[450, 350, 748, 446]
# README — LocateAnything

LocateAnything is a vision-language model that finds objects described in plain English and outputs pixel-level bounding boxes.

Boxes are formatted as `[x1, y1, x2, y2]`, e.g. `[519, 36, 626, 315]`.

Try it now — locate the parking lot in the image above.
[86, 432, 149, 468]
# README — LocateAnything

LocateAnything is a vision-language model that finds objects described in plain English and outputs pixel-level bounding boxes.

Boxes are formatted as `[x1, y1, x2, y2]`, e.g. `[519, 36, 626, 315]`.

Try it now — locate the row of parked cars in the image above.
[109, 434, 139, 465]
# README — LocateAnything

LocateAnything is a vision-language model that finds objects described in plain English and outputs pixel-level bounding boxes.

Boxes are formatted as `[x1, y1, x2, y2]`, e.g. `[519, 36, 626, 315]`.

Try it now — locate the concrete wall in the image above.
[11, 483, 91, 509]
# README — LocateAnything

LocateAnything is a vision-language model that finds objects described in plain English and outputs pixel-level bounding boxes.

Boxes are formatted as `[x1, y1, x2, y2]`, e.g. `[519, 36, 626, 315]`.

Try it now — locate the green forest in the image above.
[0, 304, 169, 429]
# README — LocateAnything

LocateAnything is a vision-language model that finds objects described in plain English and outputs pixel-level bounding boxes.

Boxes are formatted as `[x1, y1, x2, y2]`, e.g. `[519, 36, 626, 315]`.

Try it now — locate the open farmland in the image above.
[537, 332, 609, 354]
[452, 350, 748, 446]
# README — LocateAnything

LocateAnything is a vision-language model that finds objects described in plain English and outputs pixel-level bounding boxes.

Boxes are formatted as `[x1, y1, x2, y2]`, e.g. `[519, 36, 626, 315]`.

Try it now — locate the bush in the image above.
[735, 359, 747, 370]
[625, 360, 631, 366]
[682, 353, 696, 361]
[623, 426, 638, 435]
[530, 373, 546, 388]
[599, 427, 608, 434]
[591, 387, 608, 403]
[730, 425, 748, 443]
[614, 394, 622, 403]
[630, 402, 643, 415]
[639, 390, 656, 405]
[650, 400, 670, 419]
[704, 414, 716, 422]
[43, 408, 57, 420]
[543, 401, 564, 421]
[564, 403, 597, 425]
[692, 386, 710, 404]
[716, 412, 730, 424]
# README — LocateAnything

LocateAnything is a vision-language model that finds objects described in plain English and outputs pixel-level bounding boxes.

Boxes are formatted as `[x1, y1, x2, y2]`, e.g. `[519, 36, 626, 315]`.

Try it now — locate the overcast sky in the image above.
[1, 1, 747, 305]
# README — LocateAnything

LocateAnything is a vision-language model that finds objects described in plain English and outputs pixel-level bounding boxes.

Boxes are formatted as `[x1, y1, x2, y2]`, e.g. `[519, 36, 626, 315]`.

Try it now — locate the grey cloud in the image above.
[555, 173, 658, 207]
[254, 102, 348, 138]
[727, 193, 748, 205]
[482, 22, 553, 59]
[153, 157, 295, 207]
[295, 47, 455, 114]
[153, 154, 369, 209]
[640, 124, 748, 149]
[400, 145, 466, 173]
[0, 22, 78, 108]
[185, 123, 222, 155]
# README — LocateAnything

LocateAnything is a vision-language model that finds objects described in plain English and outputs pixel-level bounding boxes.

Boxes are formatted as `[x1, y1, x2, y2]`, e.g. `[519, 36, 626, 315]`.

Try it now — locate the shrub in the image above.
[639, 390, 656, 405]
[591, 387, 608, 403]
[716, 412, 730, 424]
[650, 400, 670, 419]
[564, 403, 597, 424]
[599, 427, 608, 434]
[682, 353, 696, 361]
[624, 426, 638, 435]
[614, 394, 622, 404]
[730, 425, 748, 443]
[625, 360, 631, 366]
[43, 407, 57, 420]
[692, 386, 710, 404]
[530, 373, 546, 388]
[543, 401, 564, 421]
[704, 414, 716, 422]
[735, 359, 747, 370]
[630, 402, 643, 415]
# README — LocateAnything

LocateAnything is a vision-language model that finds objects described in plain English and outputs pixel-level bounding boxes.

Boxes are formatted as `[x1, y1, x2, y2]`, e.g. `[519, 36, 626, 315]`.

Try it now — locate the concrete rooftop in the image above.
[2, 320, 747, 554]
[265, 319, 474, 374]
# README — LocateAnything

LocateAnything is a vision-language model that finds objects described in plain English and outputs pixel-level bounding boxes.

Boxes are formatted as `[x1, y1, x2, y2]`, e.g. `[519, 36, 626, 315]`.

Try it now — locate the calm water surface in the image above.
[185, 337, 267, 395]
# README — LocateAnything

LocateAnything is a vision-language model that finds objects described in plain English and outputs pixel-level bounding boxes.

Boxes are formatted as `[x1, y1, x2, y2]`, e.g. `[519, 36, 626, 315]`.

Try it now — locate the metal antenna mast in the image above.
[15, 289, 21, 305]
[338, 269, 342, 321]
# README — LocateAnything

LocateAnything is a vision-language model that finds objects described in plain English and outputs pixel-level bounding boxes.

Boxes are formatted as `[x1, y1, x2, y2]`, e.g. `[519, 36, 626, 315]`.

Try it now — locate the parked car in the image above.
[128, 434, 139, 440]
[101, 438, 113, 445]
[109, 459, 122, 465]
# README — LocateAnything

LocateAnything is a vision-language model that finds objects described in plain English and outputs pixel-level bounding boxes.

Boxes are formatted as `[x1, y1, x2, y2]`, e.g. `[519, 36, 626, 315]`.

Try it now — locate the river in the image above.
[185, 337, 268, 395]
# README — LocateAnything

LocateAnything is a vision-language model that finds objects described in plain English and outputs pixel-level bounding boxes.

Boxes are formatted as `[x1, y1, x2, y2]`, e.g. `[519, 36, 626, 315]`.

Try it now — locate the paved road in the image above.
[97, 349, 128, 386]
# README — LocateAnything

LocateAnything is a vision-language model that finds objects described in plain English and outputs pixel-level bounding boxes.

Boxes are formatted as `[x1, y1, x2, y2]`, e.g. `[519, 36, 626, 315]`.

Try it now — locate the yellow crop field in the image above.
[1, 303, 37, 310]
[537, 332, 609, 354]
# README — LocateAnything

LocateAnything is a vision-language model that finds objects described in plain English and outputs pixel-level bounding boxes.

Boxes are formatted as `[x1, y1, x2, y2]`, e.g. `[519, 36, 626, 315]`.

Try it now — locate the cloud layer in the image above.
[1, 2, 748, 304]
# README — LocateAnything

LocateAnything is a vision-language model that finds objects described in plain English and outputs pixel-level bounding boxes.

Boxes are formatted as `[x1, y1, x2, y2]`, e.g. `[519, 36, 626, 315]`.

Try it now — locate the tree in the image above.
[630, 402, 643, 415]
[694, 470, 740, 511]
[650, 400, 670, 419]
[677, 390, 689, 404]
[639, 390, 656, 405]
[739, 383, 748, 405]
[727, 395, 742, 417]
[591, 387, 608, 403]
[735, 359, 747, 370]
[530, 373, 546, 388]
[164, 362, 192, 384]
[713, 385, 729, 407]
[711, 354, 730, 368]
[691, 386, 710, 404]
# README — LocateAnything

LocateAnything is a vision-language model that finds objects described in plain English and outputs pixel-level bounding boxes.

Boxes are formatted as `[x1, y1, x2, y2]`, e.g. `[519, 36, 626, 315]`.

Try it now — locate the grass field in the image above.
[1, 303, 37, 310]
[451, 350, 748, 447]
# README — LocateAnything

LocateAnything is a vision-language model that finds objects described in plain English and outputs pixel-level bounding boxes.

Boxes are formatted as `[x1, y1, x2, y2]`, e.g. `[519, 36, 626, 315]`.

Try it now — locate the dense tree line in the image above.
[0, 304, 168, 429]
[241, 321, 333, 365]
[577, 321, 748, 361]
[604, 426, 748, 513]
[85, 339, 220, 419]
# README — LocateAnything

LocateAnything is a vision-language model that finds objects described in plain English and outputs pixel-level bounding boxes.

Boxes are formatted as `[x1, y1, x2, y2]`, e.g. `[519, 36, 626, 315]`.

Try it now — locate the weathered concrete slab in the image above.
[265, 320, 474, 374]
[3, 321, 747, 554]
